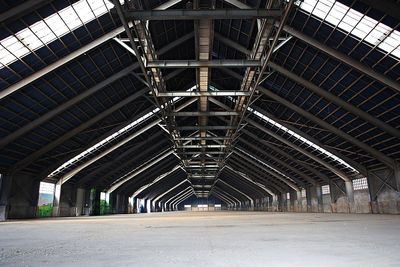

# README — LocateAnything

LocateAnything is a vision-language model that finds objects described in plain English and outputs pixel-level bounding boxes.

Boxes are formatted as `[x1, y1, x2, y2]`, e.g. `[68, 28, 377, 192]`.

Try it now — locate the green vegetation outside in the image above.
[38, 204, 53, 217]
[100, 200, 110, 215]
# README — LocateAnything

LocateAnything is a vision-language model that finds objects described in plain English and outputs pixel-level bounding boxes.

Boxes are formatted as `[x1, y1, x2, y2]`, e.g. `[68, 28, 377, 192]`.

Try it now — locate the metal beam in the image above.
[233, 149, 301, 191]
[170, 190, 194, 211]
[1, 32, 194, 148]
[228, 158, 286, 193]
[107, 149, 175, 194]
[132, 165, 182, 198]
[165, 187, 192, 210]
[241, 129, 330, 182]
[153, 180, 189, 206]
[217, 180, 254, 206]
[219, 68, 367, 175]
[0, 0, 52, 24]
[211, 190, 234, 205]
[214, 32, 251, 55]
[175, 125, 237, 130]
[223, 0, 252, 9]
[238, 138, 317, 185]
[154, 0, 183, 10]
[178, 145, 227, 149]
[175, 136, 231, 141]
[147, 59, 261, 68]
[247, 118, 352, 182]
[282, 25, 400, 94]
[165, 187, 193, 210]
[0, 25, 127, 100]
[173, 192, 195, 210]
[170, 111, 240, 116]
[213, 187, 241, 203]
[123, 9, 281, 20]
[156, 91, 250, 97]
[181, 151, 225, 155]
[269, 61, 400, 139]
[171, 189, 194, 209]
[258, 85, 395, 169]
[358, 0, 400, 21]
[78, 137, 168, 186]
[225, 165, 275, 197]
[11, 88, 149, 172]
[3, 67, 137, 148]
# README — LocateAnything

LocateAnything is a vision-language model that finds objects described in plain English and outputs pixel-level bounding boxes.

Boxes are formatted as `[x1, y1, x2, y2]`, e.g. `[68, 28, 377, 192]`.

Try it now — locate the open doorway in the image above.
[37, 182, 55, 217]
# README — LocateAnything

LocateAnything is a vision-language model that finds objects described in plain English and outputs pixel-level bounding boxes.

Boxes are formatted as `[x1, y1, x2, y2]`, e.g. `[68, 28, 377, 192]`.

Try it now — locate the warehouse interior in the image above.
[0, 0, 399, 265]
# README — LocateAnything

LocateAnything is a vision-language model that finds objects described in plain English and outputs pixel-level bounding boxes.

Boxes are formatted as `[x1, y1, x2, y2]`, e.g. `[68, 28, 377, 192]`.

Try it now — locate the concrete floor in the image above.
[0, 212, 399, 266]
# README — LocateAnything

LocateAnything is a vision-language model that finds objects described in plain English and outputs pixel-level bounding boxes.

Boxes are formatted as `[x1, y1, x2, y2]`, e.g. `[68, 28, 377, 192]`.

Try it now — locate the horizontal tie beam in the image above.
[155, 91, 251, 97]
[123, 9, 281, 20]
[147, 60, 261, 68]
[170, 111, 240, 116]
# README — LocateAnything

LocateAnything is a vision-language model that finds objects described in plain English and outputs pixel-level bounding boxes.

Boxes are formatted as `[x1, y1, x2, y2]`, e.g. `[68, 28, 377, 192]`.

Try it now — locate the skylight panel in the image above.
[46, 14, 69, 36]
[58, 7, 82, 29]
[299, 0, 400, 59]
[0, 0, 114, 68]
[30, 21, 56, 43]
[73, 1, 96, 23]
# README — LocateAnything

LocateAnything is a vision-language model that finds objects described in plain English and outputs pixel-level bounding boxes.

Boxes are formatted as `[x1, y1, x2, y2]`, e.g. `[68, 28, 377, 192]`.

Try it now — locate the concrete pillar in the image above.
[53, 182, 80, 217]
[272, 195, 279, 211]
[75, 188, 85, 216]
[83, 189, 91, 215]
[307, 185, 323, 212]
[2, 174, 40, 219]
[306, 187, 312, 212]
[395, 163, 400, 192]
[315, 185, 323, 212]
[52, 180, 61, 216]
[0, 174, 13, 221]
[280, 193, 287, 212]
[345, 181, 355, 213]
[90, 188, 101, 216]
[296, 190, 302, 212]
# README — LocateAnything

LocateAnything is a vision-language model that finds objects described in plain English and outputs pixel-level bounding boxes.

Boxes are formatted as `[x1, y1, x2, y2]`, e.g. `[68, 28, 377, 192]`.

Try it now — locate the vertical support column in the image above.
[4, 174, 40, 219]
[0, 174, 12, 221]
[306, 187, 312, 212]
[281, 193, 287, 212]
[315, 185, 323, 212]
[52, 180, 62, 217]
[395, 163, 400, 192]
[90, 188, 101, 216]
[272, 194, 279, 211]
[308, 185, 323, 212]
[83, 189, 91, 215]
[53, 182, 79, 217]
[295, 190, 302, 212]
[345, 181, 355, 213]
[75, 188, 85, 216]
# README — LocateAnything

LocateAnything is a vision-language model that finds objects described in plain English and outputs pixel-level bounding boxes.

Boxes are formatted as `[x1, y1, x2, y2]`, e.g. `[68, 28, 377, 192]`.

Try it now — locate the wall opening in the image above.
[353, 177, 368, 190]
[100, 192, 110, 215]
[321, 185, 330, 195]
[37, 182, 55, 217]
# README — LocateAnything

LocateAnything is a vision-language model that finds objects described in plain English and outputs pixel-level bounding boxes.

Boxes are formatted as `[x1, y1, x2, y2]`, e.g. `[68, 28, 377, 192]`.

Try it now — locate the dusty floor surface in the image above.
[0, 211, 399, 266]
